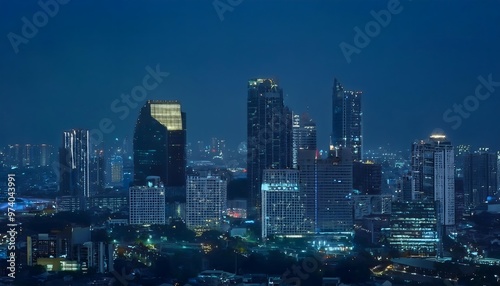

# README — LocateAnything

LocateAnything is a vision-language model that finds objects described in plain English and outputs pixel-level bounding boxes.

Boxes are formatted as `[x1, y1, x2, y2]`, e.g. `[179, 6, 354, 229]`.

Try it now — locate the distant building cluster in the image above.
[7, 74, 500, 280]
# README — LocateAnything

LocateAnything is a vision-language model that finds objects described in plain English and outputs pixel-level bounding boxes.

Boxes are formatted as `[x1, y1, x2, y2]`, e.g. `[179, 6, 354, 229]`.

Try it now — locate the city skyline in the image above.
[2, 1, 500, 151]
[4, 1, 500, 284]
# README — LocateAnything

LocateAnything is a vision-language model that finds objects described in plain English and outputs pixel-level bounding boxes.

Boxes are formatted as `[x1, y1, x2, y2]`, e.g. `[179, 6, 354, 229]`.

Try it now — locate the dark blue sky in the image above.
[2, 0, 500, 152]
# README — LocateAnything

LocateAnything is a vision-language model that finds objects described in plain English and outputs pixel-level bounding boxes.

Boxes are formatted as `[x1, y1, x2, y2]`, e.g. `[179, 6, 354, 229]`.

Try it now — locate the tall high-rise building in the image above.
[110, 155, 124, 187]
[247, 78, 292, 216]
[90, 149, 105, 196]
[129, 177, 166, 225]
[186, 174, 227, 232]
[292, 113, 317, 169]
[464, 149, 497, 208]
[39, 144, 53, 167]
[331, 78, 362, 161]
[397, 172, 413, 202]
[5, 144, 22, 168]
[59, 129, 90, 198]
[411, 133, 455, 226]
[455, 144, 471, 178]
[298, 147, 353, 233]
[261, 169, 307, 238]
[3, 144, 53, 168]
[23, 144, 36, 167]
[133, 100, 186, 187]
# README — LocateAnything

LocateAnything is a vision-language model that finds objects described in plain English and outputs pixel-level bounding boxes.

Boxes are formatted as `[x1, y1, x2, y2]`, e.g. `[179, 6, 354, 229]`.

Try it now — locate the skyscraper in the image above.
[292, 113, 317, 169]
[332, 78, 362, 161]
[247, 78, 292, 216]
[298, 147, 353, 233]
[464, 149, 497, 208]
[133, 100, 186, 187]
[59, 129, 90, 198]
[89, 149, 105, 196]
[261, 169, 307, 238]
[39, 144, 53, 167]
[110, 155, 124, 187]
[411, 133, 455, 227]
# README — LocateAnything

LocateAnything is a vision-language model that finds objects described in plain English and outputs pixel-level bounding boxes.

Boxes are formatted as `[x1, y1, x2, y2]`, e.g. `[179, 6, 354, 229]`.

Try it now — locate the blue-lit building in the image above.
[386, 201, 439, 256]
[261, 169, 307, 238]
[59, 129, 90, 199]
[298, 147, 353, 233]
[332, 78, 362, 161]
[247, 79, 293, 217]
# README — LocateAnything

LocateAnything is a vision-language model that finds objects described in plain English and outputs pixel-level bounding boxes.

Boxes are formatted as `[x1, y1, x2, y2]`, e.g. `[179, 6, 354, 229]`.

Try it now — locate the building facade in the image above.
[261, 169, 307, 238]
[59, 129, 90, 199]
[186, 175, 227, 232]
[411, 133, 455, 226]
[133, 100, 186, 187]
[332, 78, 362, 161]
[464, 150, 497, 208]
[129, 182, 166, 225]
[292, 113, 317, 169]
[247, 78, 292, 217]
[387, 201, 439, 256]
[298, 147, 353, 233]
[353, 161, 382, 195]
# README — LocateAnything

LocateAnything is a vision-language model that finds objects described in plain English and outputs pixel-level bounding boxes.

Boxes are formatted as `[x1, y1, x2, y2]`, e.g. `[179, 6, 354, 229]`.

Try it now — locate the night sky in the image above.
[2, 0, 500, 152]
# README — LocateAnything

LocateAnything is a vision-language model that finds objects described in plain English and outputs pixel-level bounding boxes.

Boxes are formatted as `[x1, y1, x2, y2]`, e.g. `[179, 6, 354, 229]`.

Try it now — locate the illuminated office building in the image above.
[292, 113, 316, 169]
[5, 144, 22, 168]
[3, 144, 53, 168]
[59, 129, 90, 198]
[464, 149, 497, 208]
[411, 132, 455, 227]
[90, 149, 105, 196]
[129, 177, 166, 225]
[387, 201, 439, 256]
[186, 174, 227, 232]
[455, 144, 471, 178]
[332, 78, 362, 161]
[39, 144, 53, 167]
[110, 155, 124, 187]
[247, 78, 292, 216]
[261, 169, 307, 238]
[298, 147, 353, 233]
[133, 100, 186, 187]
